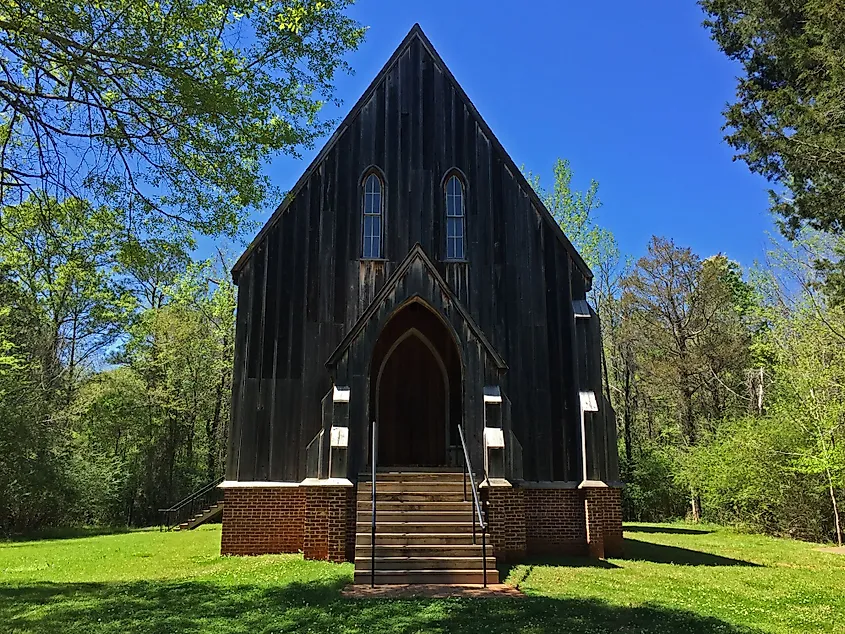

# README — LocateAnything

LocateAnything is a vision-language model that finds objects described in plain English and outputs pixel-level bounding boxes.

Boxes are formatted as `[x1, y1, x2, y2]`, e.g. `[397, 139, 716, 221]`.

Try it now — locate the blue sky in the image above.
[258, 0, 774, 270]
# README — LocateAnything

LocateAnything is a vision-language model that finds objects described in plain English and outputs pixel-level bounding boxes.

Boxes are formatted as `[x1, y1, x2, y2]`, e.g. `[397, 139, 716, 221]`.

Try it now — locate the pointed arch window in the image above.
[445, 174, 465, 260]
[362, 172, 383, 259]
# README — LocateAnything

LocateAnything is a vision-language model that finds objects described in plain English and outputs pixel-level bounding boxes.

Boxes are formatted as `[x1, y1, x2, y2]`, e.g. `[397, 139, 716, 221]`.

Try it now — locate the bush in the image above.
[622, 443, 689, 521]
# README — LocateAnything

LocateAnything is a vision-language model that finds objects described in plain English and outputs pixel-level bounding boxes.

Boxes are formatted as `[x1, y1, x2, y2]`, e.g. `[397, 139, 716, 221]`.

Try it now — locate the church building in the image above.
[220, 24, 622, 584]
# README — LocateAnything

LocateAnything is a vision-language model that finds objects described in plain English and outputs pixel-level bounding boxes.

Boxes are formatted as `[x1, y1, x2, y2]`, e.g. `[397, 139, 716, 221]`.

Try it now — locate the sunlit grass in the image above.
[1, 522, 842, 633]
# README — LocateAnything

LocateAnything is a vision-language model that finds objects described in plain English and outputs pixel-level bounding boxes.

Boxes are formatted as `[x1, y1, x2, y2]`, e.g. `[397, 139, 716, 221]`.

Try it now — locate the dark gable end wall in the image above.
[226, 35, 599, 484]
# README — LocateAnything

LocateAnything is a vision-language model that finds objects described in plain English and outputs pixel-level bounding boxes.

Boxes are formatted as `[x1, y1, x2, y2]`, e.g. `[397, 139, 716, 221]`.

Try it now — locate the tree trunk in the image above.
[623, 355, 633, 470]
[827, 469, 843, 547]
[690, 487, 701, 523]
[208, 368, 225, 480]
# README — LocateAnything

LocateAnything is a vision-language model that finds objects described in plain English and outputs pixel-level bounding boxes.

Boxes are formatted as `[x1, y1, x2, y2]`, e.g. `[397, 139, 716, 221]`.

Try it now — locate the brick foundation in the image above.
[525, 488, 588, 556]
[485, 483, 623, 560]
[303, 486, 352, 563]
[586, 486, 623, 557]
[220, 487, 305, 556]
[221, 481, 622, 562]
[485, 486, 526, 561]
[220, 484, 353, 562]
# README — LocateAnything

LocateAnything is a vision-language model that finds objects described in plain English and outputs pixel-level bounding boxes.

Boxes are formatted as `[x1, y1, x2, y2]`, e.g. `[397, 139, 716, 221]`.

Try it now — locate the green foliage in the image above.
[684, 416, 825, 539]
[0, 193, 236, 529]
[1, 524, 844, 633]
[0, 0, 365, 236]
[0, 196, 135, 394]
[621, 443, 689, 522]
[621, 237, 751, 450]
[700, 0, 845, 300]
[524, 157, 617, 270]
[74, 260, 237, 526]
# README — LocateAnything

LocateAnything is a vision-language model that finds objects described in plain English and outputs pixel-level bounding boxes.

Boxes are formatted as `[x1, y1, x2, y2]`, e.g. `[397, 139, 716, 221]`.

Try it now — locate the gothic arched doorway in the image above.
[370, 300, 462, 467]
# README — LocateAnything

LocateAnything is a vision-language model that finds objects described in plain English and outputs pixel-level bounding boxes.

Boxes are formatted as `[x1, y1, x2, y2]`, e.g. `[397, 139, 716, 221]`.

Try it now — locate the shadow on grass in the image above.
[2, 526, 133, 544]
[0, 577, 765, 634]
[621, 538, 760, 567]
[498, 556, 618, 584]
[497, 538, 757, 579]
[0, 579, 756, 634]
[625, 525, 713, 536]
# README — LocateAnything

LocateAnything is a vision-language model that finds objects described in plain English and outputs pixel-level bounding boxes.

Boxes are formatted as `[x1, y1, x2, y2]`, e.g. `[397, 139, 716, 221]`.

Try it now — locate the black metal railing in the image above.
[159, 476, 225, 531]
[457, 425, 488, 588]
[370, 419, 378, 587]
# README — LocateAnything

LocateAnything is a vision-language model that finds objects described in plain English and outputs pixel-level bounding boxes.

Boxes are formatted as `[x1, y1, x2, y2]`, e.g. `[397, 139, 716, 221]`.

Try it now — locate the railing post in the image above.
[472, 499, 476, 545]
[371, 420, 377, 588]
[482, 527, 487, 588]
[463, 453, 467, 502]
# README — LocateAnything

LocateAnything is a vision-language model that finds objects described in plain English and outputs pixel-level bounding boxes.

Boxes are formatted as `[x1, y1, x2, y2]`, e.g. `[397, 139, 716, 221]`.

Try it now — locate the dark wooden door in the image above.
[377, 334, 447, 466]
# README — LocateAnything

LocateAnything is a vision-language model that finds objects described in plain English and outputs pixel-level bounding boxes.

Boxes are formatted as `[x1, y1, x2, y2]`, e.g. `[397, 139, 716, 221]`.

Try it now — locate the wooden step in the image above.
[357, 510, 472, 523]
[355, 556, 496, 571]
[358, 481, 467, 494]
[356, 544, 486, 557]
[355, 532, 479, 546]
[357, 521, 474, 534]
[352, 472, 496, 585]
[353, 569, 499, 585]
[176, 502, 224, 531]
[357, 501, 472, 512]
[366, 491, 468, 502]
[359, 472, 468, 482]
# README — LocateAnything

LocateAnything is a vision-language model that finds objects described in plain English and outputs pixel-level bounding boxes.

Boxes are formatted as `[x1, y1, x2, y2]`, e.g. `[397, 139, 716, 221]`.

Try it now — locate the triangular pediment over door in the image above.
[327, 244, 506, 474]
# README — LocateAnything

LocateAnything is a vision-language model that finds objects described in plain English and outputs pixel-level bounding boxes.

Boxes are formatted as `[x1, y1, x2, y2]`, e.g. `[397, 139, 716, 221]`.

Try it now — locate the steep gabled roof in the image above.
[326, 243, 507, 370]
[232, 24, 592, 284]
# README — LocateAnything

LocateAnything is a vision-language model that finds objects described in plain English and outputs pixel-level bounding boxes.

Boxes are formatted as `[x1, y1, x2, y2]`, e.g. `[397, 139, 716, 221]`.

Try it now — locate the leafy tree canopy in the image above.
[0, 0, 365, 236]
[700, 0, 845, 234]
[700, 0, 845, 297]
[524, 157, 617, 271]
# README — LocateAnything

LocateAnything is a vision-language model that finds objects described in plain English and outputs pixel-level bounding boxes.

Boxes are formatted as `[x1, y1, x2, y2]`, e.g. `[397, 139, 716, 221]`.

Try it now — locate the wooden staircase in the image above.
[354, 472, 498, 584]
[159, 476, 224, 532]
[174, 502, 224, 531]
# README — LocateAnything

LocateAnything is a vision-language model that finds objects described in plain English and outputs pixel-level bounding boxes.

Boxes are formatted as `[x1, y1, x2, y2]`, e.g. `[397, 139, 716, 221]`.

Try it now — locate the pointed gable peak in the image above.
[232, 24, 593, 284]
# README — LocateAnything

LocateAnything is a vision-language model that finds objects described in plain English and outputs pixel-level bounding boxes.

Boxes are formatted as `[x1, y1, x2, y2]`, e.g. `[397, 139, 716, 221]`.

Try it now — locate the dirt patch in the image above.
[817, 546, 845, 555]
[340, 583, 525, 599]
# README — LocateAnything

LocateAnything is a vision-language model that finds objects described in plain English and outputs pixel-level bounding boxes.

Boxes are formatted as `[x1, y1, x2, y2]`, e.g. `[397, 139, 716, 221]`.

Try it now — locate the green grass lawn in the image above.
[1, 523, 843, 633]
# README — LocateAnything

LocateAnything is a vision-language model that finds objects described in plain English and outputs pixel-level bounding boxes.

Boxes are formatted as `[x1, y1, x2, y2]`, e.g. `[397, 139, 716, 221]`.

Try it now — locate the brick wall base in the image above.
[220, 487, 305, 556]
[485, 484, 623, 560]
[526, 488, 588, 556]
[220, 485, 353, 562]
[303, 486, 352, 563]
[586, 486, 623, 557]
[221, 482, 622, 563]
[485, 487, 526, 562]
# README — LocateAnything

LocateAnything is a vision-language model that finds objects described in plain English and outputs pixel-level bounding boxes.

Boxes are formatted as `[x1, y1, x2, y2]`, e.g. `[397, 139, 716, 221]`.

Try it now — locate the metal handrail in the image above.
[457, 425, 488, 587]
[370, 419, 377, 587]
[158, 476, 224, 531]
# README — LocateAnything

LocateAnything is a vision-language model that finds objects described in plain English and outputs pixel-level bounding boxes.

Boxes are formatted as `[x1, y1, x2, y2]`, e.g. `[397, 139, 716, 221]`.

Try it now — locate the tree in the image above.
[621, 237, 751, 520]
[0, 195, 133, 404]
[755, 232, 845, 544]
[0, 0, 365, 235]
[700, 0, 845, 298]
[524, 157, 614, 270]
[0, 266, 76, 531]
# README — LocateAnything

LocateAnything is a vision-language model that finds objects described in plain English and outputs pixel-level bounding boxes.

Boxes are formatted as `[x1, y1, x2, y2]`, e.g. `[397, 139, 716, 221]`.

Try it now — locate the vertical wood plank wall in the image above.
[227, 37, 614, 484]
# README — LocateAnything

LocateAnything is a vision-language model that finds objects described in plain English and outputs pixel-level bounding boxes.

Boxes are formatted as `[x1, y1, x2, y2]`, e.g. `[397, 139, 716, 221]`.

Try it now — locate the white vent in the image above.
[484, 427, 505, 449]
[572, 299, 591, 319]
[483, 386, 502, 404]
[580, 391, 599, 412]
[330, 426, 349, 448]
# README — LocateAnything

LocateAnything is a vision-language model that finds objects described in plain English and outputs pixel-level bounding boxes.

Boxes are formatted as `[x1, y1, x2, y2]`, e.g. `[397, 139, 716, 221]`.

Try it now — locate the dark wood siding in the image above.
[226, 33, 613, 483]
